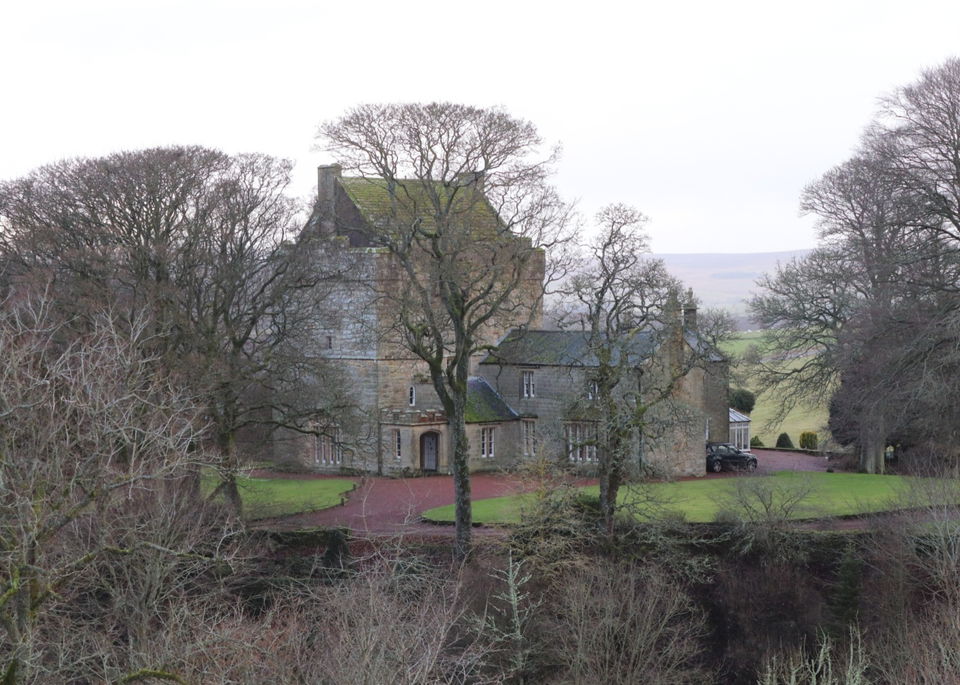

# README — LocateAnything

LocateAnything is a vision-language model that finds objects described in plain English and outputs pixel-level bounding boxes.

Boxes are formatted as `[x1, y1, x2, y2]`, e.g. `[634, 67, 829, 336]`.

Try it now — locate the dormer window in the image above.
[409, 386, 416, 406]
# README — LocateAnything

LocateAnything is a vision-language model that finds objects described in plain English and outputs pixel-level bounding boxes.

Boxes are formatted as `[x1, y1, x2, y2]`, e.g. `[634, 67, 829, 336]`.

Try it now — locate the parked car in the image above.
[706, 442, 758, 472]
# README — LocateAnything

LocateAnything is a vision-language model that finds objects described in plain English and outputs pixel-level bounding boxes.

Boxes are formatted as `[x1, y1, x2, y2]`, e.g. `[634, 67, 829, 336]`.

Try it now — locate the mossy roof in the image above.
[465, 376, 519, 423]
[339, 177, 502, 234]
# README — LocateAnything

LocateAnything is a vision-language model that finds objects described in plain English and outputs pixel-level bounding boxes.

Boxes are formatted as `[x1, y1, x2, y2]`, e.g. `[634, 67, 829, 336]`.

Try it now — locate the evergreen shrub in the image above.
[799, 431, 818, 450]
[775, 432, 794, 449]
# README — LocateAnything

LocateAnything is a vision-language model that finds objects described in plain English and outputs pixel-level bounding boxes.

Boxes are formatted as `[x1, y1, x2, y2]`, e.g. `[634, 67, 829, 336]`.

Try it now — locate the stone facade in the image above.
[479, 325, 729, 478]
[279, 166, 729, 478]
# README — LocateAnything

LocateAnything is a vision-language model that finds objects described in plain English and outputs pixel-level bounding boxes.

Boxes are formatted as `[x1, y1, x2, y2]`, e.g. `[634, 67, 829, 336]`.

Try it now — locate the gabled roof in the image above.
[339, 177, 502, 236]
[465, 376, 519, 423]
[729, 407, 752, 423]
[685, 331, 726, 362]
[481, 329, 658, 368]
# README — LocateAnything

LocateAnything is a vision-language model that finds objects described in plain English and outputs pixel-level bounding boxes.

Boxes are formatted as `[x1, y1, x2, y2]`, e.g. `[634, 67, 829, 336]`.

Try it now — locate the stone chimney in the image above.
[665, 287, 683, 371]
[683, 288, 698, 332]
[316, 164, 342, 236]
[455, 170, 486, 190]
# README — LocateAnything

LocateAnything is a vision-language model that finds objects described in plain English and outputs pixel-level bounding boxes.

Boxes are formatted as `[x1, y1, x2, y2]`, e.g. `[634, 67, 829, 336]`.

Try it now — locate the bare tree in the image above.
[879, 58, 960, 249]
[559, 204, 729, 531]
[0, 296, 239, 683]
[0, 147, 354, 514]
[750, 146, 920, 428]
[318, 103, 574, 558]
[750, 60, 960, 471]
[550, 561, 707, 684]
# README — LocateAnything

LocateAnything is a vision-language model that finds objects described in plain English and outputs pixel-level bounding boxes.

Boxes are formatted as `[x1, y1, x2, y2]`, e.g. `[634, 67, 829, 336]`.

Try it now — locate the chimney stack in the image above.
[683, 288, 698, 332]
[455, 170, 485, 190]
[316, 164, 342, 236]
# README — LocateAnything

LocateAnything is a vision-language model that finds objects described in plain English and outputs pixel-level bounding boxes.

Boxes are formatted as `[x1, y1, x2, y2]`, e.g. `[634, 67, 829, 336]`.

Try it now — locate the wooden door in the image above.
[421, 432, 438, 471]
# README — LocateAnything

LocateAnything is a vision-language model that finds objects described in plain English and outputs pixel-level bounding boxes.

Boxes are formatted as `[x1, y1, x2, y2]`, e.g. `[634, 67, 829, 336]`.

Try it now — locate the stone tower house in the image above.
[276, 165, 728, 477]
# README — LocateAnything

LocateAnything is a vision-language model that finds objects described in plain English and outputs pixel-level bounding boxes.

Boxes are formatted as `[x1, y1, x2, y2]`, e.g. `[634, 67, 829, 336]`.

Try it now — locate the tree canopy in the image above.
[751, 58, 960, 472]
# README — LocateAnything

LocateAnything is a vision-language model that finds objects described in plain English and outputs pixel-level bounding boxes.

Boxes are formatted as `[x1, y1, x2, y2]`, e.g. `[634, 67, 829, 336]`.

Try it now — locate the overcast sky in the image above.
[2, 0, 959, 253]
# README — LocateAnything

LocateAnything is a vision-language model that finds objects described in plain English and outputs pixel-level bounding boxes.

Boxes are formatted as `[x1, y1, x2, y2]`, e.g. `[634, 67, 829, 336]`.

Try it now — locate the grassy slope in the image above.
[423, 472, 925, 524]
[203, 472, 356, 520]
[722, 331, 830, 445]
[721, 329, 767, 358]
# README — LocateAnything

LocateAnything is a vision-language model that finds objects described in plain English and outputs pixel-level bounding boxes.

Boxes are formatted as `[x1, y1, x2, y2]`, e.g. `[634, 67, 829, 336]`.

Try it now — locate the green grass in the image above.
[750, 392, 830, 447]
[422, 472, 945, 525]
[202, 471, 356, 520]
[724, 331, 831, 446]
[719, 329, 768, 358]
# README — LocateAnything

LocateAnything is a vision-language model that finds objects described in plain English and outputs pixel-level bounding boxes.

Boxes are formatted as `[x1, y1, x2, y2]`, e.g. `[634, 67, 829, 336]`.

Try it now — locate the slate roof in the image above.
[729, 408, 752, 423]
[465, 376, 519, 423]
[481, 328, 726, 368]
[480, 329, 658, 368]
[339, 177, 502, 235]
[685, 331, 726, 363]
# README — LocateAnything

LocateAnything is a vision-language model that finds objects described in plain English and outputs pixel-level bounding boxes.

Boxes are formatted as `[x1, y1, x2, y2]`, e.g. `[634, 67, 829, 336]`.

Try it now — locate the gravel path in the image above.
[255, 449, 829, 534]
[752, 448, 831, 474]
[260, 472, 547, 534]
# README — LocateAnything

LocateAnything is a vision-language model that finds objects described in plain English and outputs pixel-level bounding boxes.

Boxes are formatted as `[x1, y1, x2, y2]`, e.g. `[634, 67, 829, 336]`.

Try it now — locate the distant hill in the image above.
[655, 250, 811, 320]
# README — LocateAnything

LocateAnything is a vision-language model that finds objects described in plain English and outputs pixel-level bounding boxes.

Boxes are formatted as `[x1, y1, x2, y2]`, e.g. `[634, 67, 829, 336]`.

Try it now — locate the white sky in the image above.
[2, 0, 959, 253]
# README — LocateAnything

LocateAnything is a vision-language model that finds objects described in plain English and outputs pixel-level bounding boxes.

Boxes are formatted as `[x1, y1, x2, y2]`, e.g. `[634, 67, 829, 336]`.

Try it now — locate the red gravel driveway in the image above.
[753, 448, 830, 474]
[259, 449, 827, 534]
[265, 473, 542, 534]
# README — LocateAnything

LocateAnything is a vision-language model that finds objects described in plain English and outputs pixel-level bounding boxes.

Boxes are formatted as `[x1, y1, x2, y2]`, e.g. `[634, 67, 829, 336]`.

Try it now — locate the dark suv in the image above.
[706, 442, 758, 473]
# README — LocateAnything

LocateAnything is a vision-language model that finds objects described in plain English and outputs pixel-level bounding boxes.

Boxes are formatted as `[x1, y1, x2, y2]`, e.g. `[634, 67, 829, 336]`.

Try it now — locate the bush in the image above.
[799, 431, 818, 450]
[713, 508, 742, 526]
[750, 436, 765, 448]
[548, 562, 707, 683]
[730, 388, 756, 414]
[775, 433, 795, 449]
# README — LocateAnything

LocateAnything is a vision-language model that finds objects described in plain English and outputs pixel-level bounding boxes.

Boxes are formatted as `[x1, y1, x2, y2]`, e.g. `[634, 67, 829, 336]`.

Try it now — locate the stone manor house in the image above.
[276, 165, 730, 478]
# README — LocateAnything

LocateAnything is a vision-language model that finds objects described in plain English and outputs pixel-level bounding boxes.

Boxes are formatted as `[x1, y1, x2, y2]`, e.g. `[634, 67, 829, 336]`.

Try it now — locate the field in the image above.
[722, 331, 830, 446]
[720, 329, 768, 358]
[203, 472, 356, 520]
[421, 472, 935, 524]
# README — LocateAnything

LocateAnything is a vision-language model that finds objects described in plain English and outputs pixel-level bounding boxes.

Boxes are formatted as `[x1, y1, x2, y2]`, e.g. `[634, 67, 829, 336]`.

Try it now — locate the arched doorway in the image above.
[420, 431, 439, 472]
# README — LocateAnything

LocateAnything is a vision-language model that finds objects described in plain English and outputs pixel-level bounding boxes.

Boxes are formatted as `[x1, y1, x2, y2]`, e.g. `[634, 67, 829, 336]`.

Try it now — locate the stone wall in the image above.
[704, 359, 730, 443]
[465, 420, 523, 471]
[481, 350, 713, 478]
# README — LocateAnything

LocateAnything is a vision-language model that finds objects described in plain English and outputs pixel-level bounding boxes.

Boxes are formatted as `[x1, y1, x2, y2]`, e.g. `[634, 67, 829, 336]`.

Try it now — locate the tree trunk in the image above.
[859, 428, 885, 474]
[448, 399, 473, 560]
[598, 461, 619, 535]
[598, 429, 626, 535]
[213, 429, 243, 519]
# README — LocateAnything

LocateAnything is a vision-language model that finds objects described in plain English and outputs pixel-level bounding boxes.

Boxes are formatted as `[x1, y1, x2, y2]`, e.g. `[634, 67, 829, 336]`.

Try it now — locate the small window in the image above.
[521, 370, 535, 399]
[325, 335, 333, 349]
[586, 380, 599, 400]
[394, 429, 402, 460]
[565, 422, 597, 463]
[481, 427, 496, 459]
[315, 427, 343, 466]
[522, 419, 536, 457]
[409, 386, 416, 406]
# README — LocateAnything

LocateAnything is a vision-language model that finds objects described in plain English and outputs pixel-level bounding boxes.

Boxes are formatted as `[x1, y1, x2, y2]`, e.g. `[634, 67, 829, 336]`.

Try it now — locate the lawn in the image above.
[422, 472, 943, 525]
[719, 329, 768, 358]
[203, 472, 356, 520]
[723, 330, 831, 446]
[749, 388, 830, 447]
